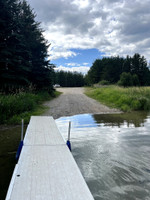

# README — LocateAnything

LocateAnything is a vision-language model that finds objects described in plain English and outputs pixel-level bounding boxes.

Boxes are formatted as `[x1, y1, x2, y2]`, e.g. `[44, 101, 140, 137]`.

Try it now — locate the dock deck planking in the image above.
[24, 116, 65, 146]
[6, 116, 94, 200]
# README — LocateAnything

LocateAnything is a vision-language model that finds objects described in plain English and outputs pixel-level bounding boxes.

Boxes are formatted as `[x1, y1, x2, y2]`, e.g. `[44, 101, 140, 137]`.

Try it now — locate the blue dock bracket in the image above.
[16, 119, 24, 161]
[66, 121, 71, 151]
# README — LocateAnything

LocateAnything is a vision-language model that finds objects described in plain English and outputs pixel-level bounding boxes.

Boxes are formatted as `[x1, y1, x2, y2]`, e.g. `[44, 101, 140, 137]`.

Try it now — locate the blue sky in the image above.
[27, 0, 150, 74]
[52, 48, 104, 74]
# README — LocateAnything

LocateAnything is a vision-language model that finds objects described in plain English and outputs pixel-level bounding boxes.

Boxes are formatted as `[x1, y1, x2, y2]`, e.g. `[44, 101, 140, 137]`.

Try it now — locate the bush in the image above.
[118, 72, 133, 87]
[138, 97, 150, 110]
[99, 80, 110, 85]
[131, 99, 141, 110]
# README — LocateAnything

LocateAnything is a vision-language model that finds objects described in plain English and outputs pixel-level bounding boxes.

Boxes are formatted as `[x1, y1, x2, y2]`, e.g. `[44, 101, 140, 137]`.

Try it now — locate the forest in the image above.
[85, 54, 150, 87]
[0, 0, 55, 94]
[0, 0, 86, 94]
[1, 0, 150, 94]
[0, 0, 85, 124]
[54, 71, 84, 87]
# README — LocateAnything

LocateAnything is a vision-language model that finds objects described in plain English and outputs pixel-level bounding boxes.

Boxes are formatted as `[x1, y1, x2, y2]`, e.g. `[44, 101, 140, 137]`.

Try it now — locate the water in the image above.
[0, 125, 26, 200]
[1, 112, 150, 200]
[56, 112, 150, 200]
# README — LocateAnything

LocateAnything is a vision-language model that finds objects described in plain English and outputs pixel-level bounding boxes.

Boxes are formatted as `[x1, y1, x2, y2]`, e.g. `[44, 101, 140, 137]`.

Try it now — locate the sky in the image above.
[26, 0, 150, 74]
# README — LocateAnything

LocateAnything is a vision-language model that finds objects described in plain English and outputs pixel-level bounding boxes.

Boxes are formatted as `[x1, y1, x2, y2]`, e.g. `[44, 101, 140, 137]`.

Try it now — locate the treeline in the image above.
[54, 71, 84, 87]
[0, 0, 54, 94]
[1, 1, 149, 92]
[85, 53, 150, 86]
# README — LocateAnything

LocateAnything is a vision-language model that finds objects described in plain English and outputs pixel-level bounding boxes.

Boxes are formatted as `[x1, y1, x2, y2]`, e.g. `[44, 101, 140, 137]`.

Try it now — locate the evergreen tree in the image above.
[86, 59, 103, 84]
[101, 56, 124, 83]
[132, 74, 140, 86]
[122, 55, 132, 73]
[86, 53, 150, 86]
[0, 0, 29, 92]
[0, 0, 54, 93]
[129, 53, 147, 85]
[54, 71, 84, 87]
[18, 0, 53, 91]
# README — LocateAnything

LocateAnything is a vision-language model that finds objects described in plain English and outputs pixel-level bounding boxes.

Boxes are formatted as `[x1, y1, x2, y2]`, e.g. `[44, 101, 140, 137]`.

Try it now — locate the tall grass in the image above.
[85, 86, 150, 112]
[0, 91, 60, 124]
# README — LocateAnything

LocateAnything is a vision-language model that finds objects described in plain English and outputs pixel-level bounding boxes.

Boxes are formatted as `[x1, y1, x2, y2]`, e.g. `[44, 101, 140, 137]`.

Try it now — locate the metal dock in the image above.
[6, 116, 94, 200]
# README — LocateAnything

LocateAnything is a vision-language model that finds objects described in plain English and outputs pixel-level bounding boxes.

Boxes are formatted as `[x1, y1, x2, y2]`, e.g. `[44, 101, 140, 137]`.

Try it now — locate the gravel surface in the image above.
[43, 87, 120, 119]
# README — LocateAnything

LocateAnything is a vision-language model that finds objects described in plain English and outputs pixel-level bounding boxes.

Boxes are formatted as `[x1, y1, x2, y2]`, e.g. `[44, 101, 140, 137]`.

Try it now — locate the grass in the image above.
[0, 90, 61, 124]
[85, 86, 150, 112]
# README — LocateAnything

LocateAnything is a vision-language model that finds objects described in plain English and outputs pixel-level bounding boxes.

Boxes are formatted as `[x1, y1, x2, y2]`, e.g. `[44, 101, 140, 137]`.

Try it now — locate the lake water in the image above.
[1, 112, 150, 199]
[56, 112, 150, 200]
[0, 125, 24, 200]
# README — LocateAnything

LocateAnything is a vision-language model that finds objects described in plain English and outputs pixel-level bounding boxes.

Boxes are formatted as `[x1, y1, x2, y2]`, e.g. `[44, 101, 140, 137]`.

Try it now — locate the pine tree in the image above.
[18, 0, 53, 91]
[131, 53, 147, 85]
[0, 0, 54, 93]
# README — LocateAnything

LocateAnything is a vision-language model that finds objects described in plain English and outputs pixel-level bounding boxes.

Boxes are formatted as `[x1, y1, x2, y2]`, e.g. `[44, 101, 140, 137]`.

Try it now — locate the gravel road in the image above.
[43, 87, 120, 119]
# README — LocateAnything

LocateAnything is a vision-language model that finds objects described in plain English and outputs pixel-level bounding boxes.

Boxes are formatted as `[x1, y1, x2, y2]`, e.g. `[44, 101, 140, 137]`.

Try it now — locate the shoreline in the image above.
[43, 87, 121, 119]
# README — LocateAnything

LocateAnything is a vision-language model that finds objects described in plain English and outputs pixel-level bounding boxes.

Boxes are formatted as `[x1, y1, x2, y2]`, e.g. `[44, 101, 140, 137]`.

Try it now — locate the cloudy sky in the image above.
[27, 0, 150, 74]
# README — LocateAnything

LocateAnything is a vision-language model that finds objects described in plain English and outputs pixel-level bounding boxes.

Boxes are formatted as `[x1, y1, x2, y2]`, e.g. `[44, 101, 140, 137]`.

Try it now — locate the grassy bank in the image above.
[0, 91, 61, 124]
[85, 86, 150, 112]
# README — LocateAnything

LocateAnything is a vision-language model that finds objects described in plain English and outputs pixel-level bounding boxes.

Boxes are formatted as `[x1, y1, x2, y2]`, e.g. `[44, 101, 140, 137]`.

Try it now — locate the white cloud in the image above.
[50, 48, 77, 60]
[83, 62, 89, 65]
[54, 65, 90, 74]
[71, 0, 89, 9]
[27, 0, 150, 61]
[66, 63, 81, 66]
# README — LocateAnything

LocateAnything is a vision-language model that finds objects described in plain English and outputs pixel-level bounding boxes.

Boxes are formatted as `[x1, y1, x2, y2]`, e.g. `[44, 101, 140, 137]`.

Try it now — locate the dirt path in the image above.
[43, 87, 120, 119]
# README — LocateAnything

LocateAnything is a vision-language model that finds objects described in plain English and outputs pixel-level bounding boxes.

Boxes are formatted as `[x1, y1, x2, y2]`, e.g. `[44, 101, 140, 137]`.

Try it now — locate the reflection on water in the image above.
[94, 112, 147, 128]
[0, 125, 26, 200]
[0, 112, 150, 200]
[56, 112, 150, 200]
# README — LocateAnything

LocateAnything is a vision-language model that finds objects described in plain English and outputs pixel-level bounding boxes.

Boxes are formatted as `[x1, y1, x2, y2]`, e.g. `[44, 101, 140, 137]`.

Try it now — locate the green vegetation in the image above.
[85, 86, 150, 112]
[0, 0, 54, 94]
[85, 53, 150, 86]
[0, 0, 62, 124]
[118, 72, 140, 87]
[54, 71, 85, 87]
[98, 80, 110, 85]
[118, 72, 134, 87]
[0, 91, 61, 124]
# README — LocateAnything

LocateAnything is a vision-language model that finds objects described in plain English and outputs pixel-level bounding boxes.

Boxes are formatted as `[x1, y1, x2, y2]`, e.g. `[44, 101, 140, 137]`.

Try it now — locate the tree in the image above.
[18, 0, 53, 91]
[0, 0, 54, 93]
[54, 71, 84, 87]
[118, 72, 133, 87]
[130, 53, 147, 85]
[122, 55, 132, 73]
[132, 74, 140, 86]
[0, 0, 30, 92]
[86, 53, 150, 86]
[86, 59, 103, 84]
[101, 56, 124, 83]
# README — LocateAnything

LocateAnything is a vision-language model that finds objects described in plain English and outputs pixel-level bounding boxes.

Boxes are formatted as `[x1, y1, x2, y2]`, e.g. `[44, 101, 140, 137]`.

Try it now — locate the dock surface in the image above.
[6, 116, 94, 200]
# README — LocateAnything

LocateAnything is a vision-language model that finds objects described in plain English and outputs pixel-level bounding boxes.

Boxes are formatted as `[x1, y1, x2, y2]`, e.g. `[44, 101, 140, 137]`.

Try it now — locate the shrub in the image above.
[120, 104, 130, 112]
[131, 100, 141, 110]
[118, 72, 133, 87]
[99, 80, 110, 85]
[138, 97, 150, 110]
